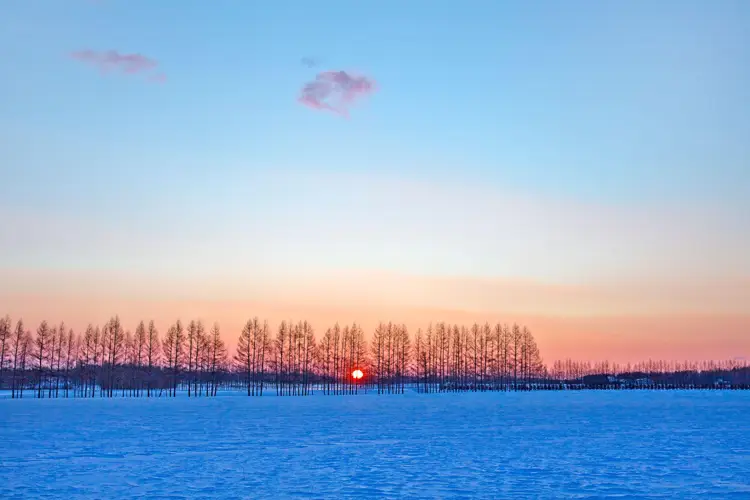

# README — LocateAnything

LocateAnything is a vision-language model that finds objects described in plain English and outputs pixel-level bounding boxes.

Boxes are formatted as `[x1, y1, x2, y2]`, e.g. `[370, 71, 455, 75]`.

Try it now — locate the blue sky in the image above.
[2, 0, 749, 360]
[3, 0, 749, 202]
[2, 0, 749, 279]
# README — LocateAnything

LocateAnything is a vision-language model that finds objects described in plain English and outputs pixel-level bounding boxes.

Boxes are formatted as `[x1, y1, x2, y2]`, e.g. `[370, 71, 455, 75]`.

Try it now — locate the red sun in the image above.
[352, 369, 363, 380]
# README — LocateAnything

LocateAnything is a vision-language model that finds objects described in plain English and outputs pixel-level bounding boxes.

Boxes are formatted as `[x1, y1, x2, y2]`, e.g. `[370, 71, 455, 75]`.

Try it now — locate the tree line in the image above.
[549, 357, 750, 389]
[1, 314, 747, 398]
[0, 315, 228, 399]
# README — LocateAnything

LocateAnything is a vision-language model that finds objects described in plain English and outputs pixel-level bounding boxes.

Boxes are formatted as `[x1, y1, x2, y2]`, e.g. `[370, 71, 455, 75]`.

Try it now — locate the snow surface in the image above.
[2, 391, 749, 499]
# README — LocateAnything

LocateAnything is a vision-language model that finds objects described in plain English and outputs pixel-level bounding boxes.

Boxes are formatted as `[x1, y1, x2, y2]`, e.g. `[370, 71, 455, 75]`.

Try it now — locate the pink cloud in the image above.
[70, 50, 165, 82]
[298, 70, 377, 117]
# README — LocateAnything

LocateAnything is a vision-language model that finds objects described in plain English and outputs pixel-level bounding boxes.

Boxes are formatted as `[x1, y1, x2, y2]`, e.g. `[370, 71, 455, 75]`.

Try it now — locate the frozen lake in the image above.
[2, 391, 749, 499]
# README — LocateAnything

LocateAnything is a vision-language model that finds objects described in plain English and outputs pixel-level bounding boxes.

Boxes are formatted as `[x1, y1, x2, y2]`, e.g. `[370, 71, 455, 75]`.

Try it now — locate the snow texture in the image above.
[1, 391, 749, 499]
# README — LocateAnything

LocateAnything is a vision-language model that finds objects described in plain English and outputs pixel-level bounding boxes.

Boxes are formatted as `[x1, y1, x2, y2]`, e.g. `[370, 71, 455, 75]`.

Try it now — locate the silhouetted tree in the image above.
[52, 322, 66, 398]
[144, 321, 159, 397]
[0, 315, 10, 387]
[134, 321, 146, 396]
[18, 328, 32, 398]
[236, 317, 271, 396]
[64, 328, 75, 397]
[193, 320, 206, 396]
[274, 321, 289, 396]
[105, 316, 125, 397]
[162, 320, 183, 397]
[10, 319, 29, 398]
[186, 320, 199, 397]
[33, 321, 52, 398]
[208, 322, 227, 396]
[5, 312, 749, 399]
[235, 319, 254, 396]
[80, 325, 95, 397]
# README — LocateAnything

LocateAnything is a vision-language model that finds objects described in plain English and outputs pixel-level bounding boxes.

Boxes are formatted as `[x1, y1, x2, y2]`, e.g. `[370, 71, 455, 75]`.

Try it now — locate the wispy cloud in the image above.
[70, 50, 165, 82]
[298, 70, 376, 117]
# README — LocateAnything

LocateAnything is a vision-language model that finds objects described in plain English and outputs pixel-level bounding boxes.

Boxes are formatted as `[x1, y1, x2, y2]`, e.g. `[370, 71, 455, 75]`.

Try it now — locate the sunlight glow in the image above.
[352, 369, 363, 380]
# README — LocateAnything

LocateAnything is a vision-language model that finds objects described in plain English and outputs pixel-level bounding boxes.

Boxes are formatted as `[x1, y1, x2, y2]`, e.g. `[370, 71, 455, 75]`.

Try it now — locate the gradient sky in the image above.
[2, 0, 749, 363]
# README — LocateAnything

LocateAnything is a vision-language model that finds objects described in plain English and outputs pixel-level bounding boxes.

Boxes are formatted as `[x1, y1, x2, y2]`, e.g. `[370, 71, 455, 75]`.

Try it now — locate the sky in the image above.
[1, 0, 749, 363]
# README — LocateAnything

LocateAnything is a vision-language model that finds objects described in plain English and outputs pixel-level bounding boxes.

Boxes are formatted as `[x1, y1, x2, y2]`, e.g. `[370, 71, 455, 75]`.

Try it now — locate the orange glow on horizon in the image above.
[2, 268, 749, 364]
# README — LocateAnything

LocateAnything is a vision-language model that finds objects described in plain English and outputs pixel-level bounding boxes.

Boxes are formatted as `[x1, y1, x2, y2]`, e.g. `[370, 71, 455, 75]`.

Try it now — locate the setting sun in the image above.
[352, 369, 363, 380]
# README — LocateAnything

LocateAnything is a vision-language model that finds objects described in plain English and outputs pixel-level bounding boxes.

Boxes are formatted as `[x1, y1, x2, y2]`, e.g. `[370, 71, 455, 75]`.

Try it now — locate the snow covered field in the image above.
[2, 391, 749, 499]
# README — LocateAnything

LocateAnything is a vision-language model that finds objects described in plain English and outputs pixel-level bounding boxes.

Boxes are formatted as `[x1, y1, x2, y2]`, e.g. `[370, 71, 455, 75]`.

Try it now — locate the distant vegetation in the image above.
[1, 314, 748, 399]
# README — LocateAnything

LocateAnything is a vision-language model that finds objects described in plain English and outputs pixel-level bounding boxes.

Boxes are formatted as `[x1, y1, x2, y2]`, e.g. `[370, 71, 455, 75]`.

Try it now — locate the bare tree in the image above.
[146, 321, 160, 397]
[208, 322, 227, 396]
[46, 325, 57, 398]
[193, 321, 206, 397]
[413, 328, 426, 393]
[105, 316, 125, 397]
[371, 323, 384, 394]
[173, 320, 185, 395]
[274, 321, 289, 396]
[64, 328, 75, 397]
[500, 324, 511, 390]
[186, 320, 198, 397]
[235, 319, 254, 396]
[80, 325, 98, 398]
[79, 325, 94, 397]
[18, 329, 32, 398]
[94, 325, 104, 397]
[98, 323, 109, 397]
[0, 315, 10, 388]
[257, 320, 269, 396]
[134, 321, 146, 396]
[511, 323, 522, 390]
[34, 321, 52, 398]
[124, 329, 134, 396]
[397, 324, 410, 394]
[162, 321, 184, 397]
[319, 326, 334, 394]
[235, 317, 269, 396]
[50, 322, 65, 398]
[352, 323, 366, 395]
[10, 319, 27, 398]
[162, 325, 176, 396]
